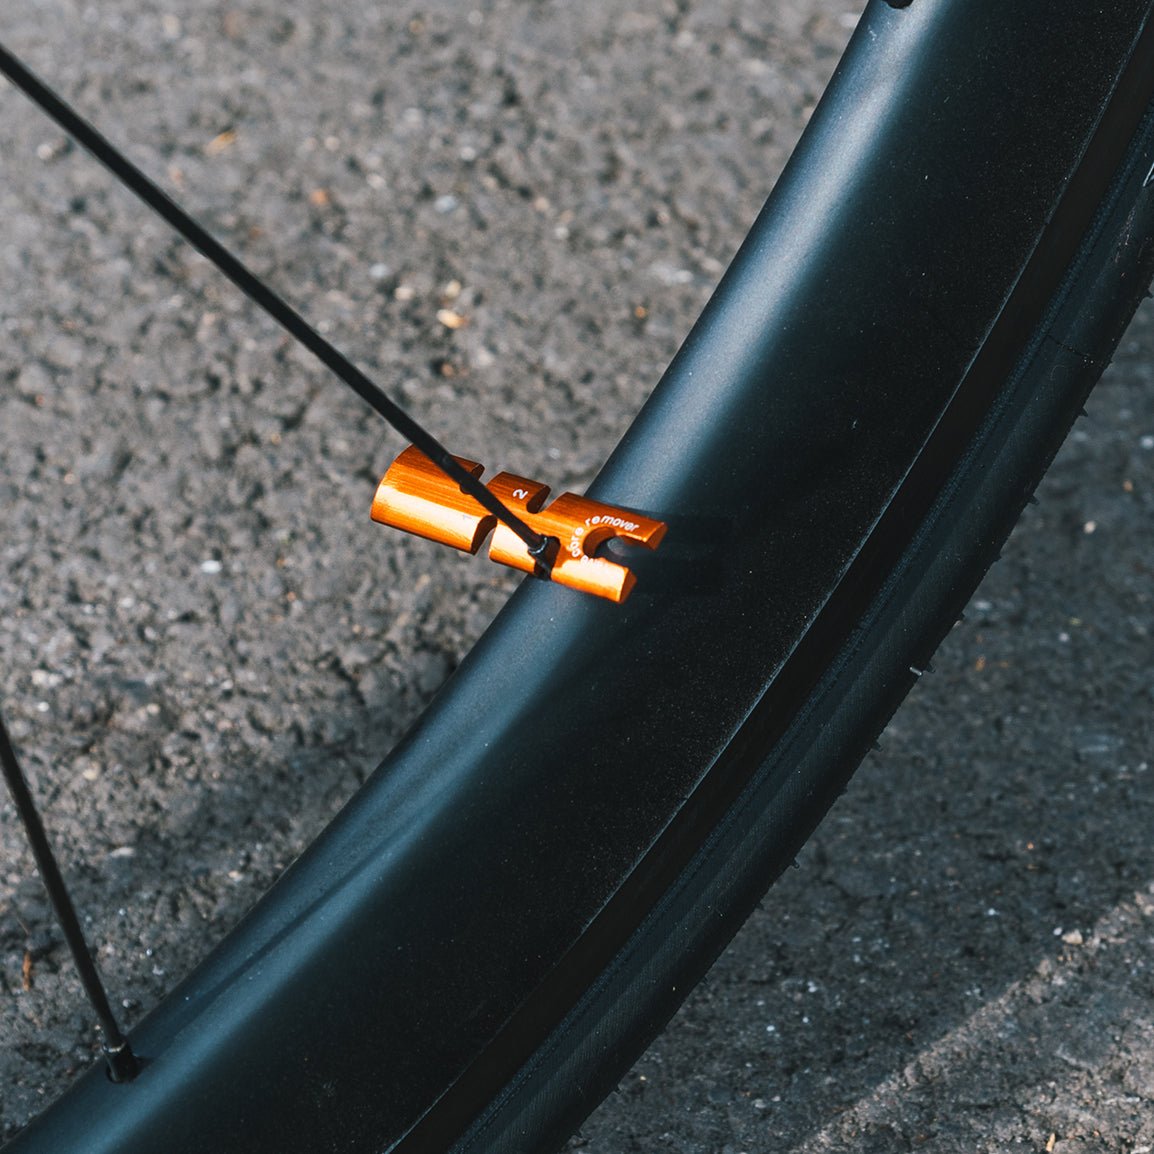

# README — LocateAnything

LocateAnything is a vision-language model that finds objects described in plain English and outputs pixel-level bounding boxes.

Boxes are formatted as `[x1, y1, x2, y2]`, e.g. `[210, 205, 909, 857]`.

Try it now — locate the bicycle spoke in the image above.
[0, 40, 552, 561]
[0, 713, 138, 1083]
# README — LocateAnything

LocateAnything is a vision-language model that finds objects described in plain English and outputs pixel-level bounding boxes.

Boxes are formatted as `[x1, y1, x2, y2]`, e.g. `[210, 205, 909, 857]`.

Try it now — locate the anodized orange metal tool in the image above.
[371, 445, 666, 603]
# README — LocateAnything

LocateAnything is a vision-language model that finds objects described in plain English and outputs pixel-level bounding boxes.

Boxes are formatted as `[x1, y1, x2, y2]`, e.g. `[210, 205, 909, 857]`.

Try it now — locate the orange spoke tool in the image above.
[371, 446, 666, 603]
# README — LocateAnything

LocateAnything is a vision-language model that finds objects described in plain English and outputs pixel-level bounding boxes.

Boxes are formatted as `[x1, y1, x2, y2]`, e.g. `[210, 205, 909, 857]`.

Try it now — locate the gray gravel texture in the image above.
[1, 2, 1152, 1151]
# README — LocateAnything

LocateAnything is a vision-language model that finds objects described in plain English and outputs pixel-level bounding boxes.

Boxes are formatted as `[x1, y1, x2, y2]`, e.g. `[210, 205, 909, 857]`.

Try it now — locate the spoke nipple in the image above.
[103, 1037, 140, 1083]
[527, 533, 560, 574]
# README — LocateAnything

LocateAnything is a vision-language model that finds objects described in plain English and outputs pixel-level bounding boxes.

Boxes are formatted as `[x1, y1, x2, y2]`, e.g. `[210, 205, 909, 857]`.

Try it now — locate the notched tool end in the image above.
[371, 447, 494, 554]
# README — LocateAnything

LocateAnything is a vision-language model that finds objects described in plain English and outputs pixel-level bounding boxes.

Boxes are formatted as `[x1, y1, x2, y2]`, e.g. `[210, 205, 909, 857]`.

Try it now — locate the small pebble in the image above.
[204, 129, 238, 156]
[436, 308, 468, 330]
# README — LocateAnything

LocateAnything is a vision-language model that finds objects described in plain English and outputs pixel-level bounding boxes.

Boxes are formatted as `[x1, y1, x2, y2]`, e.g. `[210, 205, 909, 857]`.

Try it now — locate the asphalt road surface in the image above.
[1, 2, 1152, 1151]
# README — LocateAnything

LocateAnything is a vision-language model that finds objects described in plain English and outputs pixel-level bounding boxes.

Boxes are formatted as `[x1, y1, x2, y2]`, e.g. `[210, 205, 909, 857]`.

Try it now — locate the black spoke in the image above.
[0, 713, 139, 1082]
[0, 40, 553, 560]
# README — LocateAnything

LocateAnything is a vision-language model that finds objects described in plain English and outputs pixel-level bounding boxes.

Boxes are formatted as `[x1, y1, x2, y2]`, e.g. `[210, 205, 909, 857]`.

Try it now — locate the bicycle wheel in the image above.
[4, 1, 1154, 1151]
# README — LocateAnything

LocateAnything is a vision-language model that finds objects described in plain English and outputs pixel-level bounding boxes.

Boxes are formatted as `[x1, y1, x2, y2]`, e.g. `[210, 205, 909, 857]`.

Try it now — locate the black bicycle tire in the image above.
[7, 3, 1154, 1152]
